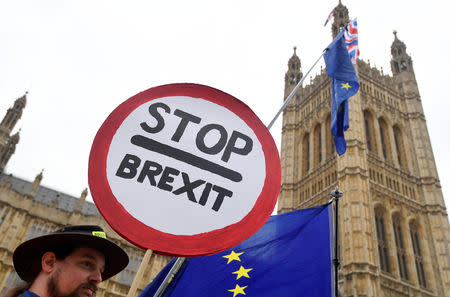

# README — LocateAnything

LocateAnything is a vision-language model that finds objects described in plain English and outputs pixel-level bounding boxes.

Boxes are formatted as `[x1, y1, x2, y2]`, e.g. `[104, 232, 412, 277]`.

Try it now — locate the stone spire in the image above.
[284, 46, 303, 98]
[0, 92, 27, 135]
[390, 31, 418, 95]
[331, 1, 350, 39]
[75, 188, 88, 213]
[28, 169, 44, 198]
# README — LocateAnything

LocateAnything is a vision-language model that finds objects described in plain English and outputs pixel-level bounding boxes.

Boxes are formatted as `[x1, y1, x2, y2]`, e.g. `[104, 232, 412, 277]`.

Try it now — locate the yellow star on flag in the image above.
[232, 265, 253, 279]
[228, 284, 248, 297]
[341, 82, 351, 90]
[222, 251, 244, 264]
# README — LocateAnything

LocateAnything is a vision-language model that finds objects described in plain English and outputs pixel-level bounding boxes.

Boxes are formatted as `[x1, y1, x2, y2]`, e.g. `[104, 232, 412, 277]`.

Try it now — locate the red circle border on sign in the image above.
[88, 83, 281, 257]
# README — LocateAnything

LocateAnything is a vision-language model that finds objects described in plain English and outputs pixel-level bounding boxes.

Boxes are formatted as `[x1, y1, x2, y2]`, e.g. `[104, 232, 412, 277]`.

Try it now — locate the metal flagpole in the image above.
[153, 257, 186, 297]
[330, 188, 343, 297]
[267, 49, 326, 130]
[267, 18, 357, 131]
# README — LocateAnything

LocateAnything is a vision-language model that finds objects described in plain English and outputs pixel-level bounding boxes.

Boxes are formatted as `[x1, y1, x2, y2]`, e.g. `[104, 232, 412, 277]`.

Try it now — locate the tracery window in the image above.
[375, 208, 390, 272]
[393, 216, 408, 280]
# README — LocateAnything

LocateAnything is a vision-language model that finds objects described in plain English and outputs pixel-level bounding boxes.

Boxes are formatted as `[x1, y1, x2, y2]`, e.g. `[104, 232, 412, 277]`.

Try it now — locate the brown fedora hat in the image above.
[13, 225, 129, 282]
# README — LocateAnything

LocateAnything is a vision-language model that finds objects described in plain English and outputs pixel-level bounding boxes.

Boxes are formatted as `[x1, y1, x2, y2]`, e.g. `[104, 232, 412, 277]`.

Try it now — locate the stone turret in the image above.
[390, 31, 419, 96]
[284, 46, 303, 99]
[27, 170, 44, 198]
[75, 188, 88, 213]
[331, 0, 350, 39]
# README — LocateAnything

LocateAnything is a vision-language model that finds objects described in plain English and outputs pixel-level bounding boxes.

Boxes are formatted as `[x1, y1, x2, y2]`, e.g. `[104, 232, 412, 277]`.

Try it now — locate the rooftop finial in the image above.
[393, 30, 398, 38]
[293, 46, 297, 55]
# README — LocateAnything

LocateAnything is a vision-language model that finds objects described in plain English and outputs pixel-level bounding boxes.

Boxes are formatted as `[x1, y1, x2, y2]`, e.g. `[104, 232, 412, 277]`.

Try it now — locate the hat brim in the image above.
[13, 232, 129, 282]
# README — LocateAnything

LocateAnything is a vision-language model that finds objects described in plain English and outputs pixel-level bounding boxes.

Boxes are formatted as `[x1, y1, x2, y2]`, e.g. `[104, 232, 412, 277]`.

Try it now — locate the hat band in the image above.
[92, 231, 107, 238]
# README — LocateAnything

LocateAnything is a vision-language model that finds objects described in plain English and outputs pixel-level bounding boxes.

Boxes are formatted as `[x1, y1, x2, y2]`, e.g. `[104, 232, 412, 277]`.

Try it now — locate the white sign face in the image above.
[106, 96, 265, 235]
[89, 83, 281, 256]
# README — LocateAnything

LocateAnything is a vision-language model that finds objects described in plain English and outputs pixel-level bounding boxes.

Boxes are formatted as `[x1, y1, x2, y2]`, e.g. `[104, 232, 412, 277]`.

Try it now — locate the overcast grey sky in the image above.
[1, 0, 449, 211]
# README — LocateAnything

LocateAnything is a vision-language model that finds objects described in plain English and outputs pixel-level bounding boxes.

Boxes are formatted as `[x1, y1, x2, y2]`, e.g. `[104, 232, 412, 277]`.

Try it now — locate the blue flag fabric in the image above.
[139, 203, 334, 297]
[324, 29, 359, 155]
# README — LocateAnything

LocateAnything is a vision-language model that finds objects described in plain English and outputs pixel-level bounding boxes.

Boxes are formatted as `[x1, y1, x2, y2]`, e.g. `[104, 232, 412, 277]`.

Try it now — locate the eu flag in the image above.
[324, 29, 359, 155]
[140, 203, 334, 297]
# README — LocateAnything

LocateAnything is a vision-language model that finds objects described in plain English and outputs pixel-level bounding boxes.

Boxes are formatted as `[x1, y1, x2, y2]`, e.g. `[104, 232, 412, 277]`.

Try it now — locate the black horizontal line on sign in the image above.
[130, 135, 243, 183]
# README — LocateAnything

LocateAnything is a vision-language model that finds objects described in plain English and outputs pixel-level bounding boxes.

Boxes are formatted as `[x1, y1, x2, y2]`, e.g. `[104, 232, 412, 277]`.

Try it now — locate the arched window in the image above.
[375, 208, 390, 273]
[314, 124, 322, 166]
[393, 125, 407, 168]
[378, 118, 391, 161]
[302, 133, 310, 174]
[393, 61, 399, 74]
[289, 75, 296, 85]
[364, 111, 377, 154]
[410, 222, 427, 287]
[393, 215, 408, 280]
[325, 114, 334, 158]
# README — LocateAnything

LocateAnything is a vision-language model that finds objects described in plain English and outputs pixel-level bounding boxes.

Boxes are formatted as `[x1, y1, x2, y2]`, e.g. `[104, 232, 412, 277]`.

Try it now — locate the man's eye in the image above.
[83, 261, 93, 268]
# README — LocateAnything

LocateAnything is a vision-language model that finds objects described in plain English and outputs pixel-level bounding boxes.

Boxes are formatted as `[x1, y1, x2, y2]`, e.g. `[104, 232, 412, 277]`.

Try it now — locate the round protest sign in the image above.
[88, 83, 281, 256]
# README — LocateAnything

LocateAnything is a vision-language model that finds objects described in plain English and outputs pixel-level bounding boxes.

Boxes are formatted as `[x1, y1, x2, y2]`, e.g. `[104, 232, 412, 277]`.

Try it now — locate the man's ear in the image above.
[41, 252, 57, 273]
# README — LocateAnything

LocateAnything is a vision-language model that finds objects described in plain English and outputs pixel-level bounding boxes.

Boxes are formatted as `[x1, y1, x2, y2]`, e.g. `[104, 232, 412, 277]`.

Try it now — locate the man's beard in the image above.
[48, 270, 97, 297]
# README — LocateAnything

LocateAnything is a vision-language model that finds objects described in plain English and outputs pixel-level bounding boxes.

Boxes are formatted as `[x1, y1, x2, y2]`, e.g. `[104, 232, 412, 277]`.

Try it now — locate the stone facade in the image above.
[0, 94, 170, 297]
[278, 2, 450, 297]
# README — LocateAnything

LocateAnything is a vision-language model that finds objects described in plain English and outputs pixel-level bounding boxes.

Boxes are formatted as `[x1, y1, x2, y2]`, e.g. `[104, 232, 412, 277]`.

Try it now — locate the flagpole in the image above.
[267, 50, 326, 130]
[330, 188, 343, 297]
[268, 18, 358, 132]
[153, 257, 186, 297]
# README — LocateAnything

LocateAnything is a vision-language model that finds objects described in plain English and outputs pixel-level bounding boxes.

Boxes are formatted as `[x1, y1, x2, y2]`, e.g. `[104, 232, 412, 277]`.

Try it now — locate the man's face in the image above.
[48, 247, 106, 297]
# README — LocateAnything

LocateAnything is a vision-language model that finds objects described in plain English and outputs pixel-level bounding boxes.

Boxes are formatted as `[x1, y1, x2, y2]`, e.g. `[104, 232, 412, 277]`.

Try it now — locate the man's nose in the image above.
[88, 269, 103, 284]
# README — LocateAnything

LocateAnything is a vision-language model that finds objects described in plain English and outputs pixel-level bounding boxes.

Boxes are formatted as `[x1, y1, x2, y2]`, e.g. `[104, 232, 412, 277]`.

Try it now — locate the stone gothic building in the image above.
[278, 2, 450, 297]
[0, 94, 170, 296]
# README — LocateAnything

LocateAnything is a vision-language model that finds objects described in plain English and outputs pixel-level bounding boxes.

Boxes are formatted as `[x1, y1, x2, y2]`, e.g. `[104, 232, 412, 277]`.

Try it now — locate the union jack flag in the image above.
[324, 10, 333, 26]
[344, 19, 360, 64]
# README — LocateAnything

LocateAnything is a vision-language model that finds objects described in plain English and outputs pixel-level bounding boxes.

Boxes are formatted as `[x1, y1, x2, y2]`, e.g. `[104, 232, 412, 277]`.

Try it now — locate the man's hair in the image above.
[24, 244, 79, 287]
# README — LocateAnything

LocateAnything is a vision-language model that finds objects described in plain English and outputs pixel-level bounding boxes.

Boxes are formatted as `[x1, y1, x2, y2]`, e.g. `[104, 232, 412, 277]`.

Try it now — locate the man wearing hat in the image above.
[5, 225, 129, 297]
